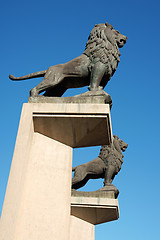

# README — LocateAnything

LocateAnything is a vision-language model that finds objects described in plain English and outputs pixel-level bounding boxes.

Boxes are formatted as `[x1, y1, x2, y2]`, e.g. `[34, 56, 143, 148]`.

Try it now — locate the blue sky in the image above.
[1, 0, 160, 239]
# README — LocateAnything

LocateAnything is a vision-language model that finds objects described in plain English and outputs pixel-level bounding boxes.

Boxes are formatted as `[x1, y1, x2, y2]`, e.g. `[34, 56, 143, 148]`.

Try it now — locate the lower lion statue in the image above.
[72, 135, 128, 190]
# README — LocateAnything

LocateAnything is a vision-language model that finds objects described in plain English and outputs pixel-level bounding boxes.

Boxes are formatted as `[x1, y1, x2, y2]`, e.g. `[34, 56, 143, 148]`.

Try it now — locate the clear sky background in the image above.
[1, 0, 160, 239]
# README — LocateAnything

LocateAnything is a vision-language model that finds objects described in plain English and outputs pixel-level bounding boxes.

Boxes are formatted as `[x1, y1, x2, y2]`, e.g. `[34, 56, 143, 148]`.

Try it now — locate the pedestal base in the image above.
[0, 102, 114, 240]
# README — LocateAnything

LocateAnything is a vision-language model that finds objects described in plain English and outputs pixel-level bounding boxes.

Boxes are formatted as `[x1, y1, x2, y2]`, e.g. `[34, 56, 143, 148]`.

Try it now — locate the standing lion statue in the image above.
[9, 22, 127, 97]
[72, 135, 128, 190]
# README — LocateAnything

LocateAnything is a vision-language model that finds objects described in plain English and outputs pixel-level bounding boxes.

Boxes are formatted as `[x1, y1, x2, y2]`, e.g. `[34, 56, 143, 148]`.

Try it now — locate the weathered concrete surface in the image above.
[0, 103, 113, 240]
[71, 196, 119, 225]
[70, 216, 95, 240]
[0, 103, 73, 240]
[32, 103, 112, 147]
[28, 90, 112, 108]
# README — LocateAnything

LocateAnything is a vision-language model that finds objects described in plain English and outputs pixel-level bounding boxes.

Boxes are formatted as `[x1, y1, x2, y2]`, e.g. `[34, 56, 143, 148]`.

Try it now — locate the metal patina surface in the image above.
[9, 22, 127, 97]
[72, 135, 128, 198]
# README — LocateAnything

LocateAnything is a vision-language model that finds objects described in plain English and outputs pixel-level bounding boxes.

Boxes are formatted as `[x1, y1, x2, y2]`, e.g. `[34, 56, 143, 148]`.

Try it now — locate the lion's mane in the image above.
[83, 22, 120, 77]
[98, 135, 124, 174]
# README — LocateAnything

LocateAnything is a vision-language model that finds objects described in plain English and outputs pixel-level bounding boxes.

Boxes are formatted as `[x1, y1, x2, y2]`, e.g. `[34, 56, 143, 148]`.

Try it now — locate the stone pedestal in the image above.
[0, 102, 118, 240]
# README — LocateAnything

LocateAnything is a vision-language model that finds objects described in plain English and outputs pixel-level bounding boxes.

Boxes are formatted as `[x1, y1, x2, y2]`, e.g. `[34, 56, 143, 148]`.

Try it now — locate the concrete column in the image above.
[0, 103, 112, 240]
[70, 216, 95, 240]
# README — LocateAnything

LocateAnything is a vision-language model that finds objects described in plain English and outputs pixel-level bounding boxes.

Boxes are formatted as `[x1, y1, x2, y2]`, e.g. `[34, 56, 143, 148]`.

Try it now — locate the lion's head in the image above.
[113, 135, 128, 152]
[99, 135, 128, 163]
[104, 23, 127, 48]
[83, 22, 127, 77]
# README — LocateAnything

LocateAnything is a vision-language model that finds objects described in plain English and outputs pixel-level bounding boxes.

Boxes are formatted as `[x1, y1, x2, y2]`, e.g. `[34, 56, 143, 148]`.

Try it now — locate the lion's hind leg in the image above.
[72, 166, 88, 190]
[30, 80, 57, 97]
[30, 65, 65, 97]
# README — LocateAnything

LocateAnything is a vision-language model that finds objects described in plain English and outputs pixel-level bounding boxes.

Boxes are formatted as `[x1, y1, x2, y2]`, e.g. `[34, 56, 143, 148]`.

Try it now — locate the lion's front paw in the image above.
[30, 88, 39, 97]
[88, 85, 103, 91]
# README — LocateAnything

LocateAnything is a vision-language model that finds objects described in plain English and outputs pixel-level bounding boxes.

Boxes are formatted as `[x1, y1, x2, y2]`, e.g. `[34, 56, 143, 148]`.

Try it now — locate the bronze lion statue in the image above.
[9, 22, 127, 97]
[72, 135, 128, 190]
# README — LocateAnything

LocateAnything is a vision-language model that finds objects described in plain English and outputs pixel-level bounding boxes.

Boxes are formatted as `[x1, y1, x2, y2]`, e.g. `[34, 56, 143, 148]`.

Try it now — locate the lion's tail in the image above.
[9, 70, 47, 81]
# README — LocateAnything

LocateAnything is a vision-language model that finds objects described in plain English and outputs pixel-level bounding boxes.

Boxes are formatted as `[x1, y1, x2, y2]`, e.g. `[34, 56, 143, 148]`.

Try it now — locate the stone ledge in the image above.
[71, 196, 119, 225]
[30, 103, 112, 147]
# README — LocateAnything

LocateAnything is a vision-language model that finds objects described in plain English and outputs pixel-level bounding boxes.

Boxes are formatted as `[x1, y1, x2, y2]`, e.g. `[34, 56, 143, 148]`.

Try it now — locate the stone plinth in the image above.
[28, 90, 112, 107]
[0, 102, 112, 240]
[71, 185, 119, 199]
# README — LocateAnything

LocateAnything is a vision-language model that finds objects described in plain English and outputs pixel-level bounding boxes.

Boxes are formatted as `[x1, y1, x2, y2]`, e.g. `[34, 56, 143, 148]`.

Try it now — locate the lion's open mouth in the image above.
[118, 37, 127, 48]
[122, 145, 128, 151]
